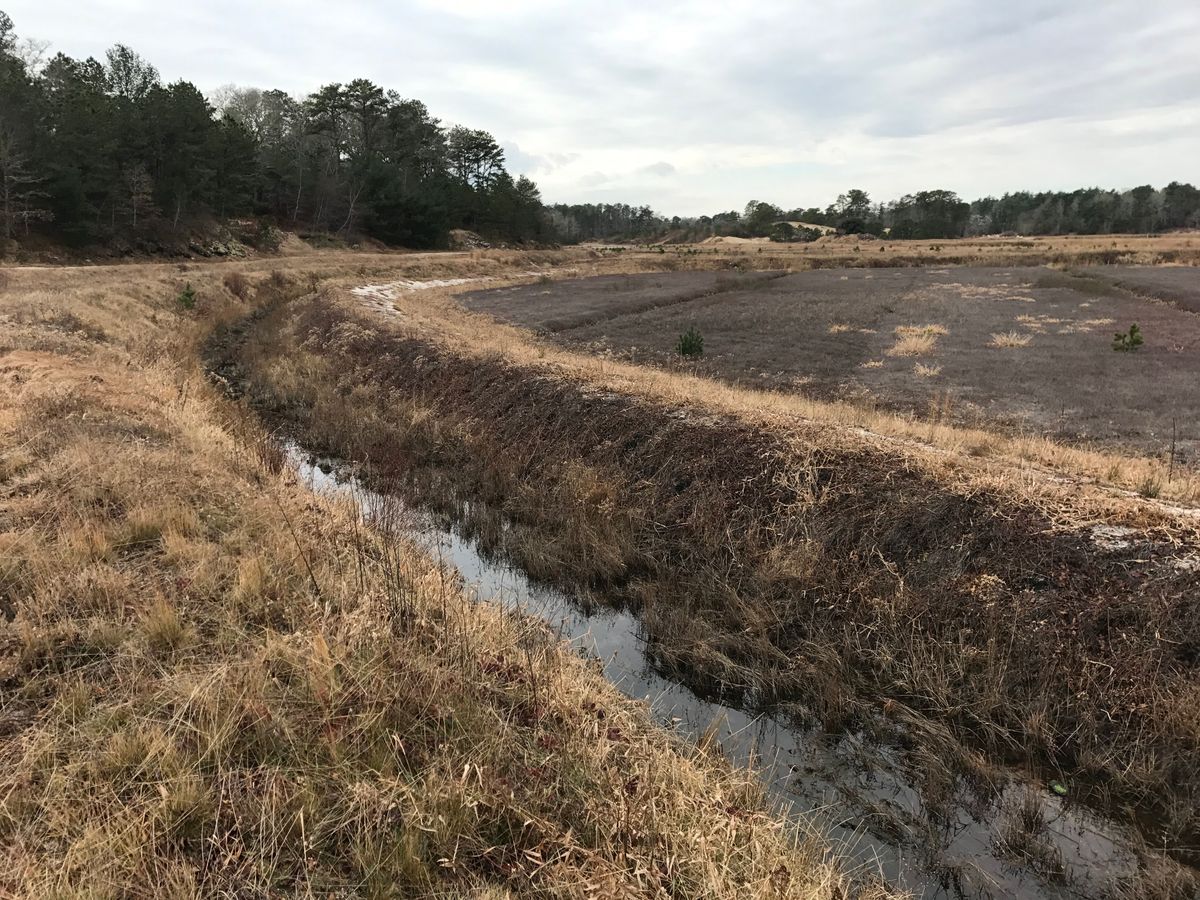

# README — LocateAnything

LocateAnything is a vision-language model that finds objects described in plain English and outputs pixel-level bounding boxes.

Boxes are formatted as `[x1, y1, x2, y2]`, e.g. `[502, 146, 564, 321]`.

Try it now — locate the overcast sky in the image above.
[6, 0, 1198, 215]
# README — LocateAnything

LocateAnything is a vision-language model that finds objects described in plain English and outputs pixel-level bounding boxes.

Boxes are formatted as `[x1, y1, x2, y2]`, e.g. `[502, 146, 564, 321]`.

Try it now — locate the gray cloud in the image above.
[7, 0, 1198, 214]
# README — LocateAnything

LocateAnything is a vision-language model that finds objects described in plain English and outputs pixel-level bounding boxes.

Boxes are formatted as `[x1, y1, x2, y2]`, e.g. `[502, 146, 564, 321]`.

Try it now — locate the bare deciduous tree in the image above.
[0, 128, 52, 242]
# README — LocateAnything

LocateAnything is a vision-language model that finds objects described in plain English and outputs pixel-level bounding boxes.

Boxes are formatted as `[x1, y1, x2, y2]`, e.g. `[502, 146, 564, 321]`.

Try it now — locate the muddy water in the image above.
[289, 444, 1151, 900]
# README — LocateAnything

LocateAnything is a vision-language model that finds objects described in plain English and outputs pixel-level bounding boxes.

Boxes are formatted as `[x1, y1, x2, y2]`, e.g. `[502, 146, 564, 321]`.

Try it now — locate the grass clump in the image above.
[222, 271, 251, 300]
[141, 598, 191, 655]
[988, 331, 1032, 348]
[887, 324, 945, 357]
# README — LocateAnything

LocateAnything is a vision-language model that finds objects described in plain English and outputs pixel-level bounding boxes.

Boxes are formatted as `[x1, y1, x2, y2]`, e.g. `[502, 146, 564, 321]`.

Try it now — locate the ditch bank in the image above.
[210, 288, 1200, 875]
[287, 442, 1170, 900]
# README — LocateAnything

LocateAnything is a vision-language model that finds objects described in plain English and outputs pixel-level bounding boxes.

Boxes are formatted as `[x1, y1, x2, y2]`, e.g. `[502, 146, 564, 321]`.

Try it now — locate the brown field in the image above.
[464, 269, 782, 332]
[5, 238, 1200, 898]
[221, 245, 1200, 892]
[465, 265, 1200, 458]
[0, 253, 871, 899]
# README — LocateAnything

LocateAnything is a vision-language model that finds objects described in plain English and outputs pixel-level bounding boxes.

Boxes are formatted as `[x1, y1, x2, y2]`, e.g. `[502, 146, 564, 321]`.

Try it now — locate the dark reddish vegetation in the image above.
[1081, 264, 1200, 314]
[462, 269, 781, 332]
[469, 266, 1200, 458]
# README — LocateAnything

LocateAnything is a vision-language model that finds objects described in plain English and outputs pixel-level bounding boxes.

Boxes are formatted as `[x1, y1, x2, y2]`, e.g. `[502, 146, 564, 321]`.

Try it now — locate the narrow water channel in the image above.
[288, 443, 1155, 900]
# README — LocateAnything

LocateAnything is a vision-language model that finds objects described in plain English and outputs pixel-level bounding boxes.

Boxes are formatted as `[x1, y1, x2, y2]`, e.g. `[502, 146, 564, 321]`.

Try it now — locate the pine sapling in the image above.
[1112, 323, 1143, 352]
[676, 326, 704, 358]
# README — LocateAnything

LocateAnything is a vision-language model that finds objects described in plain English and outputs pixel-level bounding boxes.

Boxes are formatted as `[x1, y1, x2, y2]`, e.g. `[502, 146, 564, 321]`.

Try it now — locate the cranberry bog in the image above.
[464, 265, 1200, 461]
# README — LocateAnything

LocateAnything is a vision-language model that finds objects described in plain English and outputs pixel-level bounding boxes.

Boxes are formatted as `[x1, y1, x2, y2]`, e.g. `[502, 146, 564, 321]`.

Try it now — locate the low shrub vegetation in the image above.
[177, 282, 197, 310]
[676, 325, 704, 357]
[1113, 322, 1144, 352]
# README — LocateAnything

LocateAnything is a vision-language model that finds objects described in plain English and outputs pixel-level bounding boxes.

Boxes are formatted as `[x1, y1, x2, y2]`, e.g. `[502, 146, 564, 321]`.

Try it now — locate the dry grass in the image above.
[913, 363, 942, 378]
[671, 231, 1200, 270]
[216, 255, 1200, 871]
[0, 258, 868, 898]
[885, 324, 946, 358]
[828, 322, 853, 334]
[989, 331, 1033, 348]
[896, 323, 949, 336]
[9, 245, 1200, 892]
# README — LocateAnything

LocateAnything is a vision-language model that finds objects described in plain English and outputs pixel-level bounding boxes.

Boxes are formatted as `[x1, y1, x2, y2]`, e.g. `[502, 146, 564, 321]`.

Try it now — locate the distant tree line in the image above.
[552, 184, 1200, 244]
[0, 10, 545, 253]
[543, 203, 660, 242]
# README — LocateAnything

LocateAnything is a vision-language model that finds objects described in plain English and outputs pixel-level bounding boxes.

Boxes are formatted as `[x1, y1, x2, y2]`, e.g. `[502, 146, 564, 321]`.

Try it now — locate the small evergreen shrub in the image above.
[177, 283, 196, 310]
[1112, 323, 1143, 352]
[676, 326, 704, 358]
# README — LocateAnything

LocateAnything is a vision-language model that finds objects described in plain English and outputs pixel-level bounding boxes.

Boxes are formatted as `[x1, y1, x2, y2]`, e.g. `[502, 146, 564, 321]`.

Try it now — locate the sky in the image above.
[6, 0, 1199, 216]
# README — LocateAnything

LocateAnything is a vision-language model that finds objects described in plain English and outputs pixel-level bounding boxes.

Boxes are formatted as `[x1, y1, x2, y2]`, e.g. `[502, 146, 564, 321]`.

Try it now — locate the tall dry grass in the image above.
[221, 264, 1200, 869]
[0, 259, 879, 897]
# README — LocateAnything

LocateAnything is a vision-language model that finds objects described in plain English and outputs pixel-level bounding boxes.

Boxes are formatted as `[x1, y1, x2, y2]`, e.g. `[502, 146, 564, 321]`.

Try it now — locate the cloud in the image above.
[502, 143, 578, 177]
[639, 161, 675, 177]
[7, 0, 1198, 214]
[577, 171, 612, 187]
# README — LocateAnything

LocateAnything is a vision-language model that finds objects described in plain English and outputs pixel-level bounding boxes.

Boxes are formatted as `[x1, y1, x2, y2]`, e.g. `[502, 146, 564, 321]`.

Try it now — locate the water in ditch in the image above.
[288, 443, 1160, 900]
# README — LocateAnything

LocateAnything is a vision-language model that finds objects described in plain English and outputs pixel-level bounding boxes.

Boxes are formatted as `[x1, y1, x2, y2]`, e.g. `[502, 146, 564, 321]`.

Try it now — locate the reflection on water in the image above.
[289, 444, 1152, 900]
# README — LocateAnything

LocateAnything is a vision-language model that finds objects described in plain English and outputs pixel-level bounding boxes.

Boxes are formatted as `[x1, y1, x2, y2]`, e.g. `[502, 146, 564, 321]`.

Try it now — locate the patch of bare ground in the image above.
[0, 258, 872, 898]
[225, 276, 1200, 881]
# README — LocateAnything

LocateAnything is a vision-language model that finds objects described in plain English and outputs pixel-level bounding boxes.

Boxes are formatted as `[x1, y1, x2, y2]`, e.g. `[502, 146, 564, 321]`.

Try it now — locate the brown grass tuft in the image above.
[222, 270, 251, 300]
[886, 325, 945, 357]
[989, 331, 1032, 348]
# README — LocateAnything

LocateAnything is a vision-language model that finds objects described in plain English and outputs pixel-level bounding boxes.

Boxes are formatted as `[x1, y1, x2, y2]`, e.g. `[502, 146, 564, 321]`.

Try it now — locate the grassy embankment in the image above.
[0, 256, 875, 898]
[226, 257, 1200, 873]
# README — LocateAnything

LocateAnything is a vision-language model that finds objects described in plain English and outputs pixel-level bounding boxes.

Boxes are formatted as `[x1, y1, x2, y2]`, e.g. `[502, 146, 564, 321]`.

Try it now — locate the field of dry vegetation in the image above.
[0, 255, 887, 898]
[4, 236, 1200, 898]
[214, 240, 1200, 893]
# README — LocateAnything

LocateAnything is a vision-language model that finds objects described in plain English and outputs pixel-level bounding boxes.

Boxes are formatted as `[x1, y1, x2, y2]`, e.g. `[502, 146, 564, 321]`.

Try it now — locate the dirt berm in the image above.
[222, 289, 1200, 861]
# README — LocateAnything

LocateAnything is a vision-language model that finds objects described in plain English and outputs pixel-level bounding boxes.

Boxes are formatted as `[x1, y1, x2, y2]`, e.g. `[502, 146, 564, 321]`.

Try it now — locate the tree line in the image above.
[556, 183, 1200, 244]
[0, 10, 545, 253]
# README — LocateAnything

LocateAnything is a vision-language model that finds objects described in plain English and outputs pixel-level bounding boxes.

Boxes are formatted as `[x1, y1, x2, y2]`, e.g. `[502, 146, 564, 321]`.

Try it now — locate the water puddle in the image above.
[287, 443, 1156, 900]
